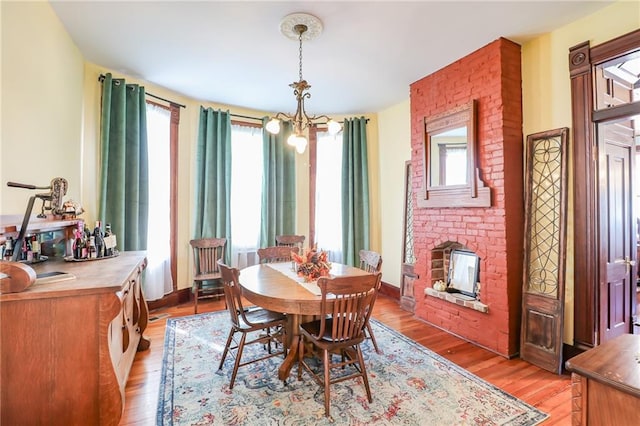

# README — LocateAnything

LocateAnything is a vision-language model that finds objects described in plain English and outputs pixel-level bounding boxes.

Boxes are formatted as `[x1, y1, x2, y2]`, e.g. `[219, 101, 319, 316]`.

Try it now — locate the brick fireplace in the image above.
[410, 38, 524, 357]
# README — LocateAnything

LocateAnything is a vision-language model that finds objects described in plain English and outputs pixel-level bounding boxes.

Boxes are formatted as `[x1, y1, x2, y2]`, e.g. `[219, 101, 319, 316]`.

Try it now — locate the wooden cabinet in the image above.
[0, 251, 149, 425]
[565, 334, 640, 425]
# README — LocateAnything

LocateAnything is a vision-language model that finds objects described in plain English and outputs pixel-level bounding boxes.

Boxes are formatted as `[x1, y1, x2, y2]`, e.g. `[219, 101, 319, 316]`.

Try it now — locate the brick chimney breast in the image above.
[410, 38, 523, 357]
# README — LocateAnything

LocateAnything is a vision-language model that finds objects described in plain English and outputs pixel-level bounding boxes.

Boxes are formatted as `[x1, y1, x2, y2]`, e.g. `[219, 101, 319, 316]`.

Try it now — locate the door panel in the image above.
[599, 120, 634, 343]
[521, 129, 568, 374]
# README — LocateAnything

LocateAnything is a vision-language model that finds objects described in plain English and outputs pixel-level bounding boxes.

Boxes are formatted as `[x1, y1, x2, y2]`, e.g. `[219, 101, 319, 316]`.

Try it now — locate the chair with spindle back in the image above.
[216, 261, 287, 389]
[297, 272, 382, 418]
[275, 235, 305, 252]
[358, 249, 383, 353]
[257, 246, 299, 264]
[189, 237, 226, 314]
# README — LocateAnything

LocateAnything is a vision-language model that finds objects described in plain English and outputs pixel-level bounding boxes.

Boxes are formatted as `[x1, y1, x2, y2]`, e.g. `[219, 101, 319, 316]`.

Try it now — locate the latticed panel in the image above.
[526, 136, 563, 297]
[404, 167, 416, 264]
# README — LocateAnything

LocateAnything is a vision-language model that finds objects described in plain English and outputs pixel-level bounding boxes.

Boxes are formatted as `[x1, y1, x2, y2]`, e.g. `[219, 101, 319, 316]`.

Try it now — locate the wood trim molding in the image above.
[569, 40, 598, 350]
[569, 29, 640, 350]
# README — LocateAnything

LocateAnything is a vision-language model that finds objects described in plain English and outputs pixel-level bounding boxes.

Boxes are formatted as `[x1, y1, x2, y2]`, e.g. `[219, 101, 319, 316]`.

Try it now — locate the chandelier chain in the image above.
[298, 32, 304, 82]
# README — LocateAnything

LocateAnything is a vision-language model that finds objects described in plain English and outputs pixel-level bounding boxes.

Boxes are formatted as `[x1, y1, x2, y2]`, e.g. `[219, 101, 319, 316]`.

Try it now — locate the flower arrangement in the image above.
[292, 248, 331, 282]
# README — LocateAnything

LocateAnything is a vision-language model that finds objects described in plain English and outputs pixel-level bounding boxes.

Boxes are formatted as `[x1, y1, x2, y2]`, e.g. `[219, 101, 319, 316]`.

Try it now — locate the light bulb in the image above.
[327, 119, 342, 136]
[296, 137, 308, 154]
[266, 118, 281, 134]
[287, 134, 298, 146]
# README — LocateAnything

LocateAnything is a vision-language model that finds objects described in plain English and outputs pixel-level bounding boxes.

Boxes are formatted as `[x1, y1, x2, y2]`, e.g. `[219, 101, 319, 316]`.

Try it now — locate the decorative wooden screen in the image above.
[400, 161, 418, 312]
[520, 128, 569, 374]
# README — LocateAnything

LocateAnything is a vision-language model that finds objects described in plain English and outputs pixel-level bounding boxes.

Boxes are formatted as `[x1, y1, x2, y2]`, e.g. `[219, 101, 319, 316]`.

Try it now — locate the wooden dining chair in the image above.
[189, 238, 226, 314]
[217, 261, 287, 389]
[257, 246, 299, 263]
[358, 249, 383, 353]
[297, 272, 382, 418]
[275, 234, 305, 252]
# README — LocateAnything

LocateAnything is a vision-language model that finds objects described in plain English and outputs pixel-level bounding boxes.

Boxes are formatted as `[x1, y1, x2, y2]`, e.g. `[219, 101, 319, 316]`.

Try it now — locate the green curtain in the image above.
[260, 119, 296, 247]
[193, 107, 232, 261]
[341, 117, 370, 266]
[99, 73, 149, 251]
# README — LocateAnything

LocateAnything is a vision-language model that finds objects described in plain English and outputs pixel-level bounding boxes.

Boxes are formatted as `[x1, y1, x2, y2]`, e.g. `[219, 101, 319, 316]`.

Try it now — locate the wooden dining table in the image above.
[239, 262, 370, 380]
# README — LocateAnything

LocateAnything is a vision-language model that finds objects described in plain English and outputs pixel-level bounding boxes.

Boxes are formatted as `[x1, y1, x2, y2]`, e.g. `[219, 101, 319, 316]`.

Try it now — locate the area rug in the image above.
[157, 312, 548, 425]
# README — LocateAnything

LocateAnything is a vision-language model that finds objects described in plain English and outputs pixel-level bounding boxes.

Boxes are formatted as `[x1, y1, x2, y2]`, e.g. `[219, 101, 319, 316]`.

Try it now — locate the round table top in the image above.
[239, 262, 368, 316]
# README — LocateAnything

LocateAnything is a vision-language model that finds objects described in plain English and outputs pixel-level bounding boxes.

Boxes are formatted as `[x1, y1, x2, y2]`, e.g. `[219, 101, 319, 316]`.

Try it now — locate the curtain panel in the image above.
[99, 73, 149, 251]
[260, 119, 296, 247]
[341, 117, 370, 266]
[194, 107, 232, 261]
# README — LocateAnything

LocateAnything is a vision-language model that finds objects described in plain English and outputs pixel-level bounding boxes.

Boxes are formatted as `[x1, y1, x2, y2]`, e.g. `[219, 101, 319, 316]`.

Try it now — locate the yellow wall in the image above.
[377, 100, 411, 288]
[1, 1, 84, 214]
[521, 0, 640, 343]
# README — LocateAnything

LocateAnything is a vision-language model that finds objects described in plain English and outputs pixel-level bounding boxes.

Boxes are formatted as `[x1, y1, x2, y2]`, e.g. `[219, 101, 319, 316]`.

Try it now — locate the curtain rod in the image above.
[98, 74, 186, 109]
[98, 74, 369, 123]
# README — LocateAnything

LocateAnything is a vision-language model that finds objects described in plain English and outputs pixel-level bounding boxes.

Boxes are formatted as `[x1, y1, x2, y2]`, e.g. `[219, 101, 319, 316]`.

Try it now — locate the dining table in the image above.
[239, 261, 370, 381]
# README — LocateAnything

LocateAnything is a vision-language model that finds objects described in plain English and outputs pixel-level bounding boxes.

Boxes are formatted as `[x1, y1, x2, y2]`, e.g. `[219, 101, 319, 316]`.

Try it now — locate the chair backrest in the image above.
[359, 250, 382, 273]
[275, 235, 305, 251]
[217, 260, 247, 327]
[315, 272, 382, 342]
[257, 246, 299, 263]
[190, 238, 226, 278]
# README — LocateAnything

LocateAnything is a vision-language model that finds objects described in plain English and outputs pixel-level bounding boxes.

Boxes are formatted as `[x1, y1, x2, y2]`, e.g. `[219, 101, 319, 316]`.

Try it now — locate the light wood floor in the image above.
[120, 295, 572, 425]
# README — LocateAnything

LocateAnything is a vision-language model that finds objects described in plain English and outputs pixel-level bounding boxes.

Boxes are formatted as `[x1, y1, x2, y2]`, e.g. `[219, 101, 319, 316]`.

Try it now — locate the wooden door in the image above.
[598, 119, 635, 343]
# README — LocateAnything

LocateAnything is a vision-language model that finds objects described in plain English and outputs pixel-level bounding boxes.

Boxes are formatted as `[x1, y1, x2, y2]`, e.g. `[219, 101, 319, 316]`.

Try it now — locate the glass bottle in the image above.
[31, 235, 40, 261]
[73, 230, 85, 259]
[93, 221, 104, 258]
[104, 223, 113, 257]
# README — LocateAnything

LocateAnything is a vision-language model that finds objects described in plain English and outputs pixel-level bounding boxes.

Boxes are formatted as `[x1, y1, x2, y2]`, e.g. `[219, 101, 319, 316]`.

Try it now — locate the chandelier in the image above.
[265, 13, 341, 154]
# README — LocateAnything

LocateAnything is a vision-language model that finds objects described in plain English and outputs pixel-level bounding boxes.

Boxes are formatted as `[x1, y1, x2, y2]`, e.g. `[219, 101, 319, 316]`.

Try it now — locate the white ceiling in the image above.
[49, 1, 613, 115]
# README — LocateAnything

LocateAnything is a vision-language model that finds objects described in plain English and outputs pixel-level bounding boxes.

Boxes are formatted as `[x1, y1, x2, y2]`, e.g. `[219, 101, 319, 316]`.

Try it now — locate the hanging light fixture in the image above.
[265, 13, 342, 154]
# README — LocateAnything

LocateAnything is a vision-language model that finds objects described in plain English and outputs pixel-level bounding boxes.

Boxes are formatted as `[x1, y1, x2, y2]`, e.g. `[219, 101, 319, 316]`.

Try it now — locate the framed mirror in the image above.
[418, 100, 491, 208]
[446, 249, 479, 298]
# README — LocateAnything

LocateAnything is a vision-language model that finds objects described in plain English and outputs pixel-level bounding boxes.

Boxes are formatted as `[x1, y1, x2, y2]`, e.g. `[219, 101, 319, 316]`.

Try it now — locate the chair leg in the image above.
[366, 322, 380, 353]
[218, 328, 235, 371]
[229, 332, 248, 390]
[297, 336, 304, 381]
[356, 345, 372, 402]
[193, 284, 199, 314]
[323, 348, 331, 417]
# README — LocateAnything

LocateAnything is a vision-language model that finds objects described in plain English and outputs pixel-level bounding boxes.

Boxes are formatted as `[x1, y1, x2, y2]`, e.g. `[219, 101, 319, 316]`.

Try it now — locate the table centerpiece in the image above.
[292, 248, 331, 282]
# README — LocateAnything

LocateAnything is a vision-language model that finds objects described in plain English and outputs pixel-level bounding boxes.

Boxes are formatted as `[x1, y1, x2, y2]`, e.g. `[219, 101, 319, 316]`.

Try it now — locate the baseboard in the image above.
[147, 288, 191, 311]
[380, 281, 400, 300]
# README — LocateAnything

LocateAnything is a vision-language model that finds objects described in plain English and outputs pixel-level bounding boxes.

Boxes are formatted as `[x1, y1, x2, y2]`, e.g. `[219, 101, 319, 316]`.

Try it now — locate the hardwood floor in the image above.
[120, 295, 572, 425]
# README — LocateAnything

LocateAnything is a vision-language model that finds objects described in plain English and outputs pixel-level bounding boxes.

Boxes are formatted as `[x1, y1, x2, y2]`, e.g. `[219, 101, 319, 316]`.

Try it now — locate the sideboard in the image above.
[0, 251, 149, 425]
[565, 333, 640, 425]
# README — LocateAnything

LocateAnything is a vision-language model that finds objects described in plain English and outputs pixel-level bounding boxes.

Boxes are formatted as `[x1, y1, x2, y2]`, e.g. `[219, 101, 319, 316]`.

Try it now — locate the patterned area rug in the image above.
[157, 312, 548, 425]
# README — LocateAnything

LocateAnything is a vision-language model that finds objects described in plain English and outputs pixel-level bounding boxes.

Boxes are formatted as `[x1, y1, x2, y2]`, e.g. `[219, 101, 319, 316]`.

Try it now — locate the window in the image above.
[314, 131, 343, 262]
[230, 123, 264, 267]
[144, 102, 174, 300]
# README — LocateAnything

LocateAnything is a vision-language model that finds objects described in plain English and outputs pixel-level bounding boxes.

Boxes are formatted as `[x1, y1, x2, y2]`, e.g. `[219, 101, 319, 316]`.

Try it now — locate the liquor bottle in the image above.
[88, 236, 96, 259]
[22, 237, 31, 261]
[4, 237, 13, 261]
[73, 230, 85, 259]
[104, 223, 113, 257]
[93, 221, 104, 258]
[31, 235, 40, 261]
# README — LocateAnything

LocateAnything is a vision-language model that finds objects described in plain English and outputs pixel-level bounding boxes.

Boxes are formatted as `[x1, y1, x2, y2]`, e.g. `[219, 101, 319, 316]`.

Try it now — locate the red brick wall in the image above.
[409, 38, 523, 357]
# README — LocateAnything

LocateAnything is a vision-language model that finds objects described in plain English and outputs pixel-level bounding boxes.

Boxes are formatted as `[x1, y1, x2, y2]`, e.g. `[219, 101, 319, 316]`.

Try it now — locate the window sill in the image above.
[424, 287, 488, 313]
